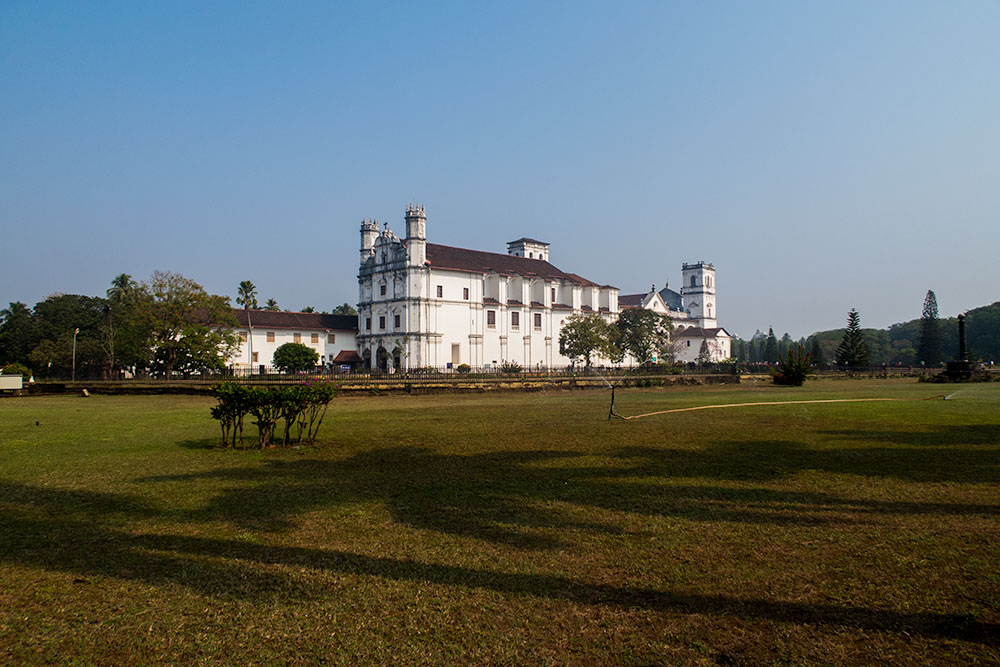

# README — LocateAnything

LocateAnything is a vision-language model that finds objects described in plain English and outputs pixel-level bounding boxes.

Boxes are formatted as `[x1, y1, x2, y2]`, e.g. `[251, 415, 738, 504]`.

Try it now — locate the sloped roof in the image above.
[233, 309, 358, 331]
[331, 350, 363, 363]
[425, 243, 602, 286]
[658, 286, 683, 310]
[674, 326, 731, 339]
[618, 293, 646, 308]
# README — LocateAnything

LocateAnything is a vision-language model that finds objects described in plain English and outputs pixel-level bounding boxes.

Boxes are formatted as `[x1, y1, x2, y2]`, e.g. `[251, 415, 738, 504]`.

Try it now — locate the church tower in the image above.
[681, 261, 717, 328]
[360, 219, 378, 263]
[404, 204, 426, 267]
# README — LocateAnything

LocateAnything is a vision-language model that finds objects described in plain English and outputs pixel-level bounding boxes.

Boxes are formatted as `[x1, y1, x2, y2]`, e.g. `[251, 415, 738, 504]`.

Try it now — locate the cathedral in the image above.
[356, 205, 730, 371]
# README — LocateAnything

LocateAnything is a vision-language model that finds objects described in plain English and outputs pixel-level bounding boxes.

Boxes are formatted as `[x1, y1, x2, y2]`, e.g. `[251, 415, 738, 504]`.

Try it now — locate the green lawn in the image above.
[1, 380, 998, 664]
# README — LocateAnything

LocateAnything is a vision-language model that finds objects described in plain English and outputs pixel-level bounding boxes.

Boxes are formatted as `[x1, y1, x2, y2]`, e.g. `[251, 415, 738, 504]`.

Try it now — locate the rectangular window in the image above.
[487, 310, 496, 328]
[327, 333, 336, 343]
[436, 285, 443, 298]
[380, 284, 386, 296]
[511, 312, 519, 329]
[311, 333, 319, 344]
[551, 287, 556, 302]
[366, 317, 372, 330]
[394, 314, 400, 328]
[266, 331, 275, 342]
[463, 287, 469, 300]
[379, 316, 385, 329]
[239, 331, 248, 342]
[533, 313, 542, 330]
[252, 352, 258, 363]
[687, 340, 691, 347]
[294, 333, 301, 343]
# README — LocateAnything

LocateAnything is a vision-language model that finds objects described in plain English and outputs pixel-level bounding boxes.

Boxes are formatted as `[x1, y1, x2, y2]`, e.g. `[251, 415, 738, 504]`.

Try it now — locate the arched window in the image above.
[690, 275, 697, 287]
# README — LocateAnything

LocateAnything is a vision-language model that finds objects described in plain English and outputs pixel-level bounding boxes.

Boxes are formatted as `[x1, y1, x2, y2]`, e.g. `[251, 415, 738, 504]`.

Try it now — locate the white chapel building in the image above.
[356, 205, 730, 371]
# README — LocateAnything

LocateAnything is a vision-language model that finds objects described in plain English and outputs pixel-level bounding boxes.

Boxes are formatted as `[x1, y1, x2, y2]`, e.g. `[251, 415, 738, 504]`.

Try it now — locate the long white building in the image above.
[356, 205, 730, 371]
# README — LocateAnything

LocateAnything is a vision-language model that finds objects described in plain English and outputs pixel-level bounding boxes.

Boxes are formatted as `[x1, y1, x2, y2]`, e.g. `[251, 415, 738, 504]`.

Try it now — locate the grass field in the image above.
[1, 379, 998, 664]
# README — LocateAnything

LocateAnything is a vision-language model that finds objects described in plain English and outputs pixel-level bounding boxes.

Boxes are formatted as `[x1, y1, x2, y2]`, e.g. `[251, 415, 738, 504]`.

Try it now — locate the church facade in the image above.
[356, 205, 730, 371]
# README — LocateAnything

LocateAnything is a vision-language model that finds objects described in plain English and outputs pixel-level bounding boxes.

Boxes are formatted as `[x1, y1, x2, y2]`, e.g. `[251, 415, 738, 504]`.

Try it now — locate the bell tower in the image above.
[360, 219, 378, 264]
[681, 261, 717, 328]
[404, 204, 426, 267]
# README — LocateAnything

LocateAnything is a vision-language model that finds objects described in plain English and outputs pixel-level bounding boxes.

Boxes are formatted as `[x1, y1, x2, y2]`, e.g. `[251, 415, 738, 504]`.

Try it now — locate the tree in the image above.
[558, 313, 615, 368]
[764, 327, 779, 363]
[301, 306, 315, 313]
[696, 339, 711, 365]
[236, 280, 258, 310]
[273, 342, 319, 373]
[331, 303, 358, 316]
[835, 308, 871, 368]
[809, 336, 824, 367]
[264, 298, 279, 311]
[916, 290, 941, 366]
[106, 273, 136, 304]
[0, 302, 35, 366]
[140, 271, 240, 377]
[615, 309, 672, 364]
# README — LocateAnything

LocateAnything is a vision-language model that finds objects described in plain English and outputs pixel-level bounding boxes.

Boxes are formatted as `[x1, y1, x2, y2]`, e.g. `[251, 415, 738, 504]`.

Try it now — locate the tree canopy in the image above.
[916, 290, 941, 366]
[558, 313, 615, 367]
[273, 342, 319, 373]
[615, 308, 672, 363]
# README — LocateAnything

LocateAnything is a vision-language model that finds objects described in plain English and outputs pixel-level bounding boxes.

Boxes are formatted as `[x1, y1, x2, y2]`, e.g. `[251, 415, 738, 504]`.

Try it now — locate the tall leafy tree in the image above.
[301, 306, 315, 313]
[916, 290, 941, 366]
[0, 302, 36, 366]
[331, 303, 358, 316]
[273, 342, 319, 373]
[29, 294, 107, 378]
[809, 336, 824, 367]
[263, 298, 279, 311]
[835, 308, 871, 367]
[615, 308, 672, 364]
[559, 313, 615, 368]
[140, 271, 240, 377]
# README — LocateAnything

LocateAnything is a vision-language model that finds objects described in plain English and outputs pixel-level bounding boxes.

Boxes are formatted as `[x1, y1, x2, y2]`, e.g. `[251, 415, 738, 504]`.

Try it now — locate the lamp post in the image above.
[72, 328, 80, 381]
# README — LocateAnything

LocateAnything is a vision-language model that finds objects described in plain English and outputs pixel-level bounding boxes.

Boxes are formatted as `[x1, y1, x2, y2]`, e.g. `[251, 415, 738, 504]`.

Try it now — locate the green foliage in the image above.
[301, 306, 315, 313]
[211, 380, 338, 448]
[809, 336, 824, 367]
[273, 342, 319, 373]
[559, 313, 616, 367]
[2, 362, 32, 379]
[499, 360, 522, 374]
[456, 363, 471, 374]
[764, 327, 779, 363]
[696, 339, 711, 365]
[331, 303, 358, 316]
[836, 308, 871, 368]
[916, 290, 941, 366]
[236, 280, 258, 310]
[773, 345, 812, 386]
[615, 309, 672, 363]
[263, 298, 279, 311]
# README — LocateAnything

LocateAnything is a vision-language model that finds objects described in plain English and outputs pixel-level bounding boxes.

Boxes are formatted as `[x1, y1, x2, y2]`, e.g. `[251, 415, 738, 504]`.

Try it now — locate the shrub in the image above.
[499, 360, 522, 374]
[210, 380, 338, 448]
[2, 363, 31, 380]
[273, 342, 319, 373]
[773, 346, 812, 386]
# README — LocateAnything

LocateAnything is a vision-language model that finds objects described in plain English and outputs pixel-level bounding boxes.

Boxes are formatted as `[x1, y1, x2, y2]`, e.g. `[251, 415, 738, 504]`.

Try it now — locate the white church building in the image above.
[355, 205, 730, 371]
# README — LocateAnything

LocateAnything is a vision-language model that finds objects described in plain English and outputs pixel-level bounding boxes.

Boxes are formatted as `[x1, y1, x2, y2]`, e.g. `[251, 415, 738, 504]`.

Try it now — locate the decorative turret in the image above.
[360, 219, 379, 264]
[404, 204, 426, 267]
[681, 261, 717, 328]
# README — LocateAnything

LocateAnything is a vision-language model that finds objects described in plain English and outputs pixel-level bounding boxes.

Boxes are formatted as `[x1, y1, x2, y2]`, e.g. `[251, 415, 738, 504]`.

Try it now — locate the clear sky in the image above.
[2, 1, 998, 339]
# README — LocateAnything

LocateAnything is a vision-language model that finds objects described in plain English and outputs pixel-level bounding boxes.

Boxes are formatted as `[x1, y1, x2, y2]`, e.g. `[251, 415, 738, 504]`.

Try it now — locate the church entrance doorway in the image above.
[376, 345, 389, 372]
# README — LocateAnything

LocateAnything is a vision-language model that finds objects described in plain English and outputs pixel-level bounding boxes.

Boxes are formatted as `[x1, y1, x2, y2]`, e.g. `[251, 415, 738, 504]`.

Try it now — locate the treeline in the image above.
[0, 272, 239, 379]
[733, 299, 1000, 367]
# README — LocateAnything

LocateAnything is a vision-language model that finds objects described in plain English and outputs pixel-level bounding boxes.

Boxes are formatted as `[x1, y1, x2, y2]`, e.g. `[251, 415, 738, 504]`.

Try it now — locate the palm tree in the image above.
[264, 298, 279, 311]
[106, 274, 134, 304]
[1, 301, 30, 325]
[235, 281, 259, 371]
[236, 280, 258, 309]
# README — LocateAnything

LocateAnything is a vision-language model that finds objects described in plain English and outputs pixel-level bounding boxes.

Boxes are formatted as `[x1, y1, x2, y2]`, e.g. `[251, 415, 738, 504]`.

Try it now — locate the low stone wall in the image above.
[19, 374, 740, 397]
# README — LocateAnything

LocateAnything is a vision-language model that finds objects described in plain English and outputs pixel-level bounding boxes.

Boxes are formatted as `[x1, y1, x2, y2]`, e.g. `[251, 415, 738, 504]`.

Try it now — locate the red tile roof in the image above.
[233, 309, 358, 331]
[425, 243, 603, 286]
[331, 350, 363, 363]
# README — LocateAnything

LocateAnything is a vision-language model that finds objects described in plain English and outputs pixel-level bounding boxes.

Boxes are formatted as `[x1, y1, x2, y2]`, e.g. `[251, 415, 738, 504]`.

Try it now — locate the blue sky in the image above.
[2, 1, 998, 338]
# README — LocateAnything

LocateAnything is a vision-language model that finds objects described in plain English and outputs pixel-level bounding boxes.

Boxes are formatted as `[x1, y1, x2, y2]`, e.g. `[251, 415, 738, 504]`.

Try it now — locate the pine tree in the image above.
[764, 327, 779, 363]
[835, 308, 871, 368]
[916, 290, 941, 366]
[809, 336, 824, 367]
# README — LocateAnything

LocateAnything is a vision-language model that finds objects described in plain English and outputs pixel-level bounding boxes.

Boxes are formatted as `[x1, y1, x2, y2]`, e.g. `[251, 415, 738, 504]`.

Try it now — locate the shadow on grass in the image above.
[0, 478, 996, 645]
[820, 424, 1000, 447]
